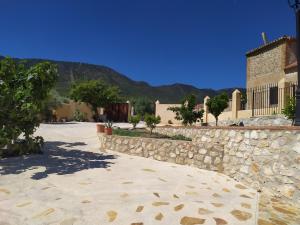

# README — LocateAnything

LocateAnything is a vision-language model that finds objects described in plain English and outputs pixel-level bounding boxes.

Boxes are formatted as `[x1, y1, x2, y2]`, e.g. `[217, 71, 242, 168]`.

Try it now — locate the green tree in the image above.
[168, 94, 204, 126]
[70, 80, 120, 121]
[133, 97, 154, 117]
[144, 114, 161, 135]
[128, 114, 141, 129]
[282, 97, 296, 125]
[206, 93, 229, 126]
[0, 57, 58, 156]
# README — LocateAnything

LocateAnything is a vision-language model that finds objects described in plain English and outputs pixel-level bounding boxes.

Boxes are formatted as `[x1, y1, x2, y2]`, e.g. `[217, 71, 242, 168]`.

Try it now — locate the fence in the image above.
[246, 82, 297, 116]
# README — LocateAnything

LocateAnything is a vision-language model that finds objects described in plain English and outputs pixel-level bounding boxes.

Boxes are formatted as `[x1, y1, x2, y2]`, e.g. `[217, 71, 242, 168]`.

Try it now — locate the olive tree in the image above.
[0, 57, 58, 156]
[206, 93, 229, 126]
[168, 94, 204, 126]
[70, 80, 120, 121]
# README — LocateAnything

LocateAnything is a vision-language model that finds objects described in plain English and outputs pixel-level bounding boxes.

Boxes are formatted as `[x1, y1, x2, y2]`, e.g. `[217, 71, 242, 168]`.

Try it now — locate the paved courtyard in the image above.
[0, 123, 259, 225]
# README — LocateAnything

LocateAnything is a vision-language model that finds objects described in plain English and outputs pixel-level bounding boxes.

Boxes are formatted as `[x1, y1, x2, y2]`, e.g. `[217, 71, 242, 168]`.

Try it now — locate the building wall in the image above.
[155, 103, 181, 125]
[54, 101, 103, 121]
[247, 44, 285, 89]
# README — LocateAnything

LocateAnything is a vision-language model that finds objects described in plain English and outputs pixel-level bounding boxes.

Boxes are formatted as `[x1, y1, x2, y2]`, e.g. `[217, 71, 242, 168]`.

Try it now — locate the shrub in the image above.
[129, 114, 141, 129]
[282, 97, 296, 125]
[206, 93, 229, 126]
[144, 114, 161, 134]
[168, 94, 204, 126]
[168, 120, 173, 124]
[73, 109, 86, 122]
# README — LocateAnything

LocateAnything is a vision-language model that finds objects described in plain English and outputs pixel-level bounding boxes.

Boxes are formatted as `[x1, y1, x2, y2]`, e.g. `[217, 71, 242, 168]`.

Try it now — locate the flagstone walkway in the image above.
[0, 123, 259, 225]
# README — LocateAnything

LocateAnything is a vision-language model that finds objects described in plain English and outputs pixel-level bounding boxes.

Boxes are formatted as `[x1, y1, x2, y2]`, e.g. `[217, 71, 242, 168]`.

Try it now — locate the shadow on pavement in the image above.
[0, 141, 116, 180]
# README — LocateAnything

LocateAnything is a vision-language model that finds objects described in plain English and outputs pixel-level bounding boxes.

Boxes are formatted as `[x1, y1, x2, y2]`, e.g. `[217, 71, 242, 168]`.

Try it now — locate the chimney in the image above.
[262, 32, 268, 45]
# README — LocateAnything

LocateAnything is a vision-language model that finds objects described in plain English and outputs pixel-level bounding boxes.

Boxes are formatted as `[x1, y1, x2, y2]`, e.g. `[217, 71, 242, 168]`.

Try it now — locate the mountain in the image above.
[0, 56, 244, 103]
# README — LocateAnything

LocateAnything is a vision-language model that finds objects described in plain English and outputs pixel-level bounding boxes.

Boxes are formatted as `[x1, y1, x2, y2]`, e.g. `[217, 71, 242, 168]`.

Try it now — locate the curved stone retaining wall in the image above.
[98, 127, 300, 204]
[154, 127, 300, 204]
[98, 134, 224, 171]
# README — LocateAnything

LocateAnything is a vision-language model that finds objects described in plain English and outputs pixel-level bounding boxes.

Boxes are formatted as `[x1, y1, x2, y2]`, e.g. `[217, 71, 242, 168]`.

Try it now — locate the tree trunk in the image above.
[215, 117, 218, 126]
[92, 106, 99, 122]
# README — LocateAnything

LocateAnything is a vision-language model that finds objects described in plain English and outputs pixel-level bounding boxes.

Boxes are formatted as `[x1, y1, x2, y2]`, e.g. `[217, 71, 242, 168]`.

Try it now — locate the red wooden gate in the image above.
[104, 103, 129, 122]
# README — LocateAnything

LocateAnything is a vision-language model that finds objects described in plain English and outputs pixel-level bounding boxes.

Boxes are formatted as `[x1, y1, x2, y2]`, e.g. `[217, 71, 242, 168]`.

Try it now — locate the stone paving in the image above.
[0, 123, 259, 225]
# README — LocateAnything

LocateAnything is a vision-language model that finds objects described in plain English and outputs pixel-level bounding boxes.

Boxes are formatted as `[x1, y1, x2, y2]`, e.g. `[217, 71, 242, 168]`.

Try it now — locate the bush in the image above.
[168, 120, 173, 124]
[129, 114, 141, 129]
[144, 114, 161, 134]
[282, 97, 296, 125]
[132, 97, 154, 117]
[73, 109, 86, 122]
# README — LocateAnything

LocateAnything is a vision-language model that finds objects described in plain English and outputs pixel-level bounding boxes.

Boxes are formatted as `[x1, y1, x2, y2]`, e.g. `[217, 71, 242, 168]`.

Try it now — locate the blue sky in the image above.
[0, 0, 296, 89]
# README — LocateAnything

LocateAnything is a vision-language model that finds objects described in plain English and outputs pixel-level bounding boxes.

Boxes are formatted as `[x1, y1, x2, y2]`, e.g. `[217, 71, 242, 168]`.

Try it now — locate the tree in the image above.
[70, 80, 120, 121]
[128, 114, 141, 129]
[282, 97, 296, 125]
[0, 57, 58, 156]
[168, 94, 204, 126]
[144, 114, 161, 135]
[206, 93, 229, 126]
[132, 97, 154, 117]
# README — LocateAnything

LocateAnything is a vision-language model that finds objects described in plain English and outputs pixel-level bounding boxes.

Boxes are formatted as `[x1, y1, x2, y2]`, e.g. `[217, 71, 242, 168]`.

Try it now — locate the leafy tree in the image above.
[282, 97, 296, 125]
[128, 114, 141, 129]
[206, 93, 229, 126]
[0, 57, 58, 156]
[132, 97, 154, 117]
[168, 94, 204, 126]
[144, 114, 161, 135]
[70, 80, 120, 121]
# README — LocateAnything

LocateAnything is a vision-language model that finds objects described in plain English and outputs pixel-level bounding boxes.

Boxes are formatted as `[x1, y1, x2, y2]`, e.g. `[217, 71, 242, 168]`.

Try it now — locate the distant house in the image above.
[246, 36, 298, 115]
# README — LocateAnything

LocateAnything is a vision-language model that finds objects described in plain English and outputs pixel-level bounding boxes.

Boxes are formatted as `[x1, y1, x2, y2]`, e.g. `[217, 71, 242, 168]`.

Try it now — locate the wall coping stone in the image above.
[157, 125, 300, 131]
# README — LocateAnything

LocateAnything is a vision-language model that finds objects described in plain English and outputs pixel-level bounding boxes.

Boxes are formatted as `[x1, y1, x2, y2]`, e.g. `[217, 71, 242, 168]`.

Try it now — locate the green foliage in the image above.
[73, 109, 86, 122]
[112, 128, 191, 141]
[132, 97, 154, 117]
[144, 114, 161, 134]
[0, 57, 57, 156]
[206, 93, 229, 126]
[41, 89, 69, 122]
[282, 97, 296, 125]
[69, 80, 121, 121]
[168, 94, 204, 126]
[105, 121, 113, 128]
[128, 114, 141, 129]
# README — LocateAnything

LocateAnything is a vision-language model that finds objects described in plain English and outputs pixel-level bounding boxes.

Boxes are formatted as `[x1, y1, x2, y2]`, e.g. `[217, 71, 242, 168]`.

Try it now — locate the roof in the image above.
[284, 61, 298, 71]
[246, 35, 296, 57]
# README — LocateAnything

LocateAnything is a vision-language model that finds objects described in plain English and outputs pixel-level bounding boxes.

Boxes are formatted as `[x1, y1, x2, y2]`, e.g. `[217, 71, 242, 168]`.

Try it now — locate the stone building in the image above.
[246, 35, 298, 88]
[246, 36, 298, 114]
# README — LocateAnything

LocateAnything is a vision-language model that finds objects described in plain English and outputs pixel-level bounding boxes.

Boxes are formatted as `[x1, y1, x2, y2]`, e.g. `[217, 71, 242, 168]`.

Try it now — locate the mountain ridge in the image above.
[0, 55, 245, 103]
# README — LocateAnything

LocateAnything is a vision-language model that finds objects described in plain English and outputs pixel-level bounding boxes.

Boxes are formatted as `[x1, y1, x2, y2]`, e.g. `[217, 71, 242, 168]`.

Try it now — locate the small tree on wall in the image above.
[70, 80, 121, 121]
[282, 96, 296, 125]
[168, 94, 204, 126]
[206, 93, 229, 126]
[144, 114, 161, 135]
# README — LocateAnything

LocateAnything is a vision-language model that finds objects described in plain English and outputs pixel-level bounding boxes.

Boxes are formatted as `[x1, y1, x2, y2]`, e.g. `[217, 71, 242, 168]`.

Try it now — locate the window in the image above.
[269, 86, 278, 105]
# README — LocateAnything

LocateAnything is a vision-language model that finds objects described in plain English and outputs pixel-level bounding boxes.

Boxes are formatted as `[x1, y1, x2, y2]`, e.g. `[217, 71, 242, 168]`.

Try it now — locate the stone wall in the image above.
[99, 127, 300, 205]
[154, 127, 300, 204]
[98, 134, 223, 171]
